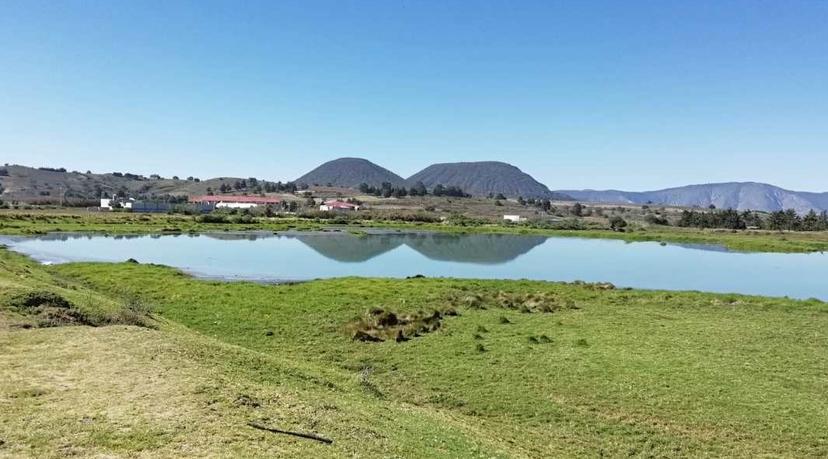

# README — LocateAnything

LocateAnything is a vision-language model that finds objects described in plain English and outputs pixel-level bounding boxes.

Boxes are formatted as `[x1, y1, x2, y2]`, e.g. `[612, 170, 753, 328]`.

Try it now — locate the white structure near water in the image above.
[100, 197, 134, 210]
[503, 215, 524, 222]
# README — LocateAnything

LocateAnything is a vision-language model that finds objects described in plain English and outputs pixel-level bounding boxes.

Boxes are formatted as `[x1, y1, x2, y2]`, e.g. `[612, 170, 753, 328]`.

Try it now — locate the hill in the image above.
[406, 161, 569, 199]
[557, 182, 828, 213]
[295, 157, 406, 188]
[0, 165, 275, 204]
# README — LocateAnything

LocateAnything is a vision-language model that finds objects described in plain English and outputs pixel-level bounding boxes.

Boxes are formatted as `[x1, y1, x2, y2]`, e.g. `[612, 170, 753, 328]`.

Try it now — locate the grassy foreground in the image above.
[3, 209, 828, 253]
[1, 247, 826, 457]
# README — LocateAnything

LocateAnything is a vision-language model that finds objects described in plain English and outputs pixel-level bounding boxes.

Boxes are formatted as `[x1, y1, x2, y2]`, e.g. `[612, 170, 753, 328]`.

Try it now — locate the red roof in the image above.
[189, 195, 281, 204]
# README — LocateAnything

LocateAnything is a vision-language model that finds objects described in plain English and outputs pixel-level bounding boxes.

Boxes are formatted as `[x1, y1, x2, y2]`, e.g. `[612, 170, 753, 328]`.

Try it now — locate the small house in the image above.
[320, 200, 360, 212]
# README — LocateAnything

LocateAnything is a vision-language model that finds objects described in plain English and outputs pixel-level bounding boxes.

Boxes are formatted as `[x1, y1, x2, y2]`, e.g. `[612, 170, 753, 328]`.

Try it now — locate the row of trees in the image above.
[357, 182, 470, 198]
[213, 179, 300, 195]
[678, 208, 828, 231]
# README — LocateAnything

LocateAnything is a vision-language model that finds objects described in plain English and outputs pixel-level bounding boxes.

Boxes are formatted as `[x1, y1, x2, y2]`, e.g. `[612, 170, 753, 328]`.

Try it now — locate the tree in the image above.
[517, 196, 526, 206]
[802, 210, 820, 231]
[495, 193, 507, 200]
[767, 209, 802, 231]
[571, 202, 583, 217]
[410, 181, 427, 197]
[609, 216, 627, 231]
[380, 181, 394, 198]
[393, 187, 408, 198]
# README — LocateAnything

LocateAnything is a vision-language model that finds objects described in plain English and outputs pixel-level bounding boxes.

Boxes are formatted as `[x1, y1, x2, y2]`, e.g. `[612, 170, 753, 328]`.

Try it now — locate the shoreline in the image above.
[1, 210, 828, 253]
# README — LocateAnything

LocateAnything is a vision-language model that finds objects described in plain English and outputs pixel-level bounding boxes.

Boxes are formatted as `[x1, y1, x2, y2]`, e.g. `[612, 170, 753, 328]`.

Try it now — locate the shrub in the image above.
[645, 214, 670, 226]
[7, 290, 73, 310]
[112, 296, 155, 327]
[197, 214, 230, 224]
[609, 216, 628, 231]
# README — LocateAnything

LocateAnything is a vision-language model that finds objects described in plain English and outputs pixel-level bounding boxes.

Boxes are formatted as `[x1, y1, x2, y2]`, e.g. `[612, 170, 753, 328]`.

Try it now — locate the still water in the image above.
[2, 231, 826, 299]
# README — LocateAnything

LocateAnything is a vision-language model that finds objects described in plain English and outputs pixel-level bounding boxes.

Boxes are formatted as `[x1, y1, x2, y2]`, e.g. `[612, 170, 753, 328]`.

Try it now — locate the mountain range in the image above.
[2, 159, 827, 213]
[556, 182, 828, 214]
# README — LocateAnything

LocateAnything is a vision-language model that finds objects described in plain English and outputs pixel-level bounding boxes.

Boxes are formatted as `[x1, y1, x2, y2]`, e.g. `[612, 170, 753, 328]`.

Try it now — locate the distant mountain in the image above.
[556, 182, 828, 213]
[295, 157, 405, 188]
[406, 161, 569, 199]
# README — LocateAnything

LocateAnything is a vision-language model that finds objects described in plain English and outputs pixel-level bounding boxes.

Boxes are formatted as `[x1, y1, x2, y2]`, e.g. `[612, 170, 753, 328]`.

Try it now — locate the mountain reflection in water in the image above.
[291, 232, 547, 264]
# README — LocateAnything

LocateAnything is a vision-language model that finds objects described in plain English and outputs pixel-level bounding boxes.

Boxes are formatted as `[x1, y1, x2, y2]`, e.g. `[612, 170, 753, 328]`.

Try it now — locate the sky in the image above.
[1, 0, 826, 191]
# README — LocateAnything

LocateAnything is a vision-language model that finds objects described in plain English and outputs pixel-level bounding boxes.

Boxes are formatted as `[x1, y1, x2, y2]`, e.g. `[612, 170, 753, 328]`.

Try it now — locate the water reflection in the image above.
[2, 231, 826, 299]
[291, 233, 405, 262]
[286, 232, 547, 264]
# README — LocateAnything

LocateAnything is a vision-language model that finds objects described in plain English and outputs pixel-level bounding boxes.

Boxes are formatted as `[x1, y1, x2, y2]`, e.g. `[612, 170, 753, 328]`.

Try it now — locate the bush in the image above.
[197, 214, 230, 224]
[7, 290, 73, 310]
[112, 296, 155, 327]
[232, 214, 255, 224]
[645, 214, 670, 226]
[609, 216, 628, 231]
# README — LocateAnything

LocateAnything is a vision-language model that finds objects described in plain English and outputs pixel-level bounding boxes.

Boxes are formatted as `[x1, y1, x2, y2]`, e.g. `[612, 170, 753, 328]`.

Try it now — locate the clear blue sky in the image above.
[1, 0, 826, 191]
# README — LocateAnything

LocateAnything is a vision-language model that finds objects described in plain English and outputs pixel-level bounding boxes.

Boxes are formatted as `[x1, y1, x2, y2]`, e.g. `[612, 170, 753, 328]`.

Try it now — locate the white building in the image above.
[100, 197, 134, 210]
[320, 200, 360, 212]
[189, 195, 282, 209]
[503, 215, 524, 223]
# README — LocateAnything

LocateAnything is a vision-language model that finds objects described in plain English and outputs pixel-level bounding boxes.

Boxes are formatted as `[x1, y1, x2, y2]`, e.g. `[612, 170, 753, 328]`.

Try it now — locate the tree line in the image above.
[358, 182, 470, 198]
[211, 179, 301, 195]
[678, 208, 828, 231]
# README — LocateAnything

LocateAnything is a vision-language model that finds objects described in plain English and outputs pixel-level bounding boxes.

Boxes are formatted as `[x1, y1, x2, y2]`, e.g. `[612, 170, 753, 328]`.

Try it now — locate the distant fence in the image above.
[131, 202, 214, 213]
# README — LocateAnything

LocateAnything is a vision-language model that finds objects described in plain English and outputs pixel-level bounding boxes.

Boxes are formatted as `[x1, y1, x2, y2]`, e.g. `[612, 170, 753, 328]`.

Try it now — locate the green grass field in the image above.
[1, 245, 826, 457]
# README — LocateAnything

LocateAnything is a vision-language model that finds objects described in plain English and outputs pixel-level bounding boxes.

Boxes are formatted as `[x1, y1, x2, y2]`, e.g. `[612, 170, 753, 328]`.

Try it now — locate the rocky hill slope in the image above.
[557, 182, 828, 213]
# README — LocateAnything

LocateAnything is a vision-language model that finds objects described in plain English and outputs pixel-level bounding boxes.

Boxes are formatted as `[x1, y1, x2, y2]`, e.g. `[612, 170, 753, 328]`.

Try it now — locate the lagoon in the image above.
[2, 231, 826, 300]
